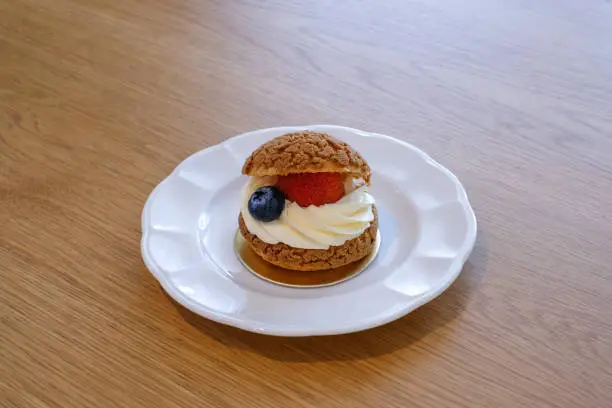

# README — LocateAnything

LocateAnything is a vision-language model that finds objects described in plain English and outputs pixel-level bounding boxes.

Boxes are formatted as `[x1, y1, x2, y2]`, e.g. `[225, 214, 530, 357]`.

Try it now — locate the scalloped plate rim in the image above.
[141, 125, 477, 336]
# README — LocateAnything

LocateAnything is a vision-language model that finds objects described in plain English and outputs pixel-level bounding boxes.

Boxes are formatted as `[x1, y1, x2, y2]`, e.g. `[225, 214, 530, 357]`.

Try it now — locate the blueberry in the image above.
[248, 186, 285, 222]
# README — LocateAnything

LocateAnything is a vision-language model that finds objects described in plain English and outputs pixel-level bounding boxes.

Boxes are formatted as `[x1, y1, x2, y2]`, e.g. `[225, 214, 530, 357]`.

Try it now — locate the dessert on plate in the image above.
[238, 131, 378, 271]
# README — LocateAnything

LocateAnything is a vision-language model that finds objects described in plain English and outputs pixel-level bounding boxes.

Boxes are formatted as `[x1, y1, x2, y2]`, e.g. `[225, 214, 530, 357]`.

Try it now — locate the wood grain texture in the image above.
[2, 0, 612, 407]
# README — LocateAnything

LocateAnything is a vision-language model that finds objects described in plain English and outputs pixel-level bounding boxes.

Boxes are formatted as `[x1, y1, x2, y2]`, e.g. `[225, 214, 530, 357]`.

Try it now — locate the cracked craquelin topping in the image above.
[242, 131, 371, 183]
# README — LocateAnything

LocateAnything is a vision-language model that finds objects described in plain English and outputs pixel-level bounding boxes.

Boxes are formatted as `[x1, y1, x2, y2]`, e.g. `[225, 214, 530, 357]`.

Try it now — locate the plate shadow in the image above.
[167, 234, 488, 362]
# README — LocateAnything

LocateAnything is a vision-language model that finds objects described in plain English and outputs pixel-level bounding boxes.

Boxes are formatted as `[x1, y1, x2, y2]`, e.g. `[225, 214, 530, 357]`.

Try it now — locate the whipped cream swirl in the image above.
[241, 176, 375, 250]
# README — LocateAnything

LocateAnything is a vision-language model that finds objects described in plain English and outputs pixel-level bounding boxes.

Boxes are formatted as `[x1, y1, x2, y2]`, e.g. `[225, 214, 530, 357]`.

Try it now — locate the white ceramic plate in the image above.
[141, 125, 477, 336]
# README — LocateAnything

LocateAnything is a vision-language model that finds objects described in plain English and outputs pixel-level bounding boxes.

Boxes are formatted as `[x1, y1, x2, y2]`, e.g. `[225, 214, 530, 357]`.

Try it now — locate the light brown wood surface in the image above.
[2, 0, 612, 407]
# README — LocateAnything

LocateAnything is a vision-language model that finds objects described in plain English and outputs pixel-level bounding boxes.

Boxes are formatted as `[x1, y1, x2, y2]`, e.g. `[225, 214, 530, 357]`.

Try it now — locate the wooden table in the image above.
[2, 1, 611, 407]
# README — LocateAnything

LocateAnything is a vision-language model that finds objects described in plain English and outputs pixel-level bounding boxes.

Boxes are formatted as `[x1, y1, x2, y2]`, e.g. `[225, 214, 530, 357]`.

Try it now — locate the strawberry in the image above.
[276, 172, 345, 207]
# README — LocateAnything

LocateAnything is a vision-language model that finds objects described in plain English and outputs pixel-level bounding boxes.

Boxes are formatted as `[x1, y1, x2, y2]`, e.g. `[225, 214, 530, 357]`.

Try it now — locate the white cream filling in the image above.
[241, 176, 375, 250]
